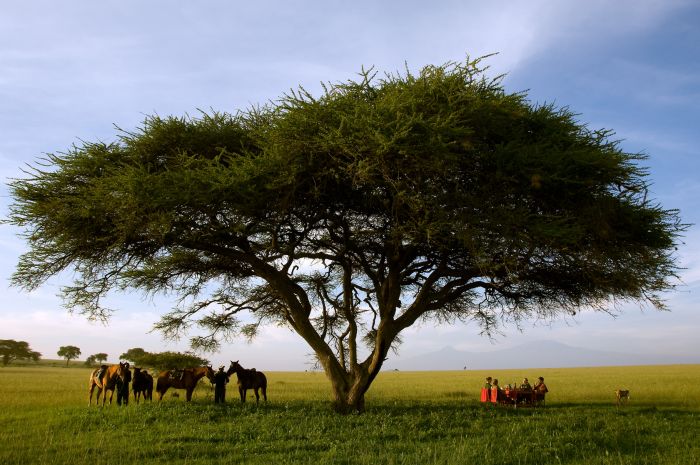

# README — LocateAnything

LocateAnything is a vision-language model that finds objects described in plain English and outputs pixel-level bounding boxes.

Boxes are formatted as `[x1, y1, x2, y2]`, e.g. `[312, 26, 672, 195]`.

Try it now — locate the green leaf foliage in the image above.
[7, 57, 686, 409]
[0, 339, 41, 366]
[118, 348, 208, 371]
[56, 346, 81, 365]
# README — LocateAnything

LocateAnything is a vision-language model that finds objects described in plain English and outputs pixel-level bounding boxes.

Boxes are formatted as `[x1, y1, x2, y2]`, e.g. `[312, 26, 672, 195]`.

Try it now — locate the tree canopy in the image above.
[8, 57, 684, 411]
[0, 339, 41, 366]
[120, 348, 208, 371]
[120, 348, 148, 365]
[85, 353, 108, 366]
[57, 345, 81, 365]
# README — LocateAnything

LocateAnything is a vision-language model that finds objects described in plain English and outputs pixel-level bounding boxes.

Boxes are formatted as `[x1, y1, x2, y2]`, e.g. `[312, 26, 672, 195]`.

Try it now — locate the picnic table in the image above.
[480, 387, 545, 407]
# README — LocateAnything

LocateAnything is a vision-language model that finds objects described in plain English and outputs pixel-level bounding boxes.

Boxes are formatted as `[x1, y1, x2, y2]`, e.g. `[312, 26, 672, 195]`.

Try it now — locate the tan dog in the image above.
[615, 389, 630, 407]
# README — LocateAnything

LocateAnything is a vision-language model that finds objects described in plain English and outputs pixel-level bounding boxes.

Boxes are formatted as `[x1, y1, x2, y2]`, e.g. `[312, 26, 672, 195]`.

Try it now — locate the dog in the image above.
[615, 389, 630, 407]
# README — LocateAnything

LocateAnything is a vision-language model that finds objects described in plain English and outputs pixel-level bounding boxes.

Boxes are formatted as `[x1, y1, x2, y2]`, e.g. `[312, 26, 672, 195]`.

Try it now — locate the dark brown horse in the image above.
[88, 362, 130, 406]
[155, 366, 215, 401]
[227, 360, 267, 403]
[132, 367, 153, 403]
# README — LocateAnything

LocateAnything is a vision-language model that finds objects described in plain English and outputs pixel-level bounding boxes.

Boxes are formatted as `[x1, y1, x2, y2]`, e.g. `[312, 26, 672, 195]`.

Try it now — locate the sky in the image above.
[1, 0, 699, 370]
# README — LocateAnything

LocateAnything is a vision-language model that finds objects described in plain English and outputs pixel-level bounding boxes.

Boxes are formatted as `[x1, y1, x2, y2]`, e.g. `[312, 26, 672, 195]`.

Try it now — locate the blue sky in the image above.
[1, 0, 699, 370]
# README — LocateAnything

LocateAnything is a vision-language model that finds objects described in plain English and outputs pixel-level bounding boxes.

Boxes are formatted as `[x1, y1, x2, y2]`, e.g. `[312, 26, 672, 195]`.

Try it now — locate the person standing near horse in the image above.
[213, 365, 229, 403]
[116, 362, 132, 406]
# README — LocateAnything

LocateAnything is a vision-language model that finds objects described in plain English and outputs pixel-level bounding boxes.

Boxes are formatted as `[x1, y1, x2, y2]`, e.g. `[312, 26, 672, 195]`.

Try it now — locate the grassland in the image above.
[0, 364, 698, 464]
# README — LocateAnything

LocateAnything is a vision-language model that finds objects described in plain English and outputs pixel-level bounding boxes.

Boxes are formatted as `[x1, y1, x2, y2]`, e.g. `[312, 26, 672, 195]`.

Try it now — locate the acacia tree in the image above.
[0, 339, 41, 366]
[120, 348, 148, 365]
[8, 58, 684, 412]
[119, 348, 208, 370]
[139, 351, 209, 371]
[85, 352, 108, 366]
[57, 346, 81, 366]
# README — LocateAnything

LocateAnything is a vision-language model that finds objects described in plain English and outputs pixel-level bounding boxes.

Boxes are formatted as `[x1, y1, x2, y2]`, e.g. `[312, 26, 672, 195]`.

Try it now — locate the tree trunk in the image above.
[320, 320, 397, 414]
[329, 374, 368, 414]
[324, 339, 391, 414]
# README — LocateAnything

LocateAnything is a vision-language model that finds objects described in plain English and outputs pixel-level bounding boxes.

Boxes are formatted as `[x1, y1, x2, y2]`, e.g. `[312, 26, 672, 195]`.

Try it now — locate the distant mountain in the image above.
[384, 340, 700, 370]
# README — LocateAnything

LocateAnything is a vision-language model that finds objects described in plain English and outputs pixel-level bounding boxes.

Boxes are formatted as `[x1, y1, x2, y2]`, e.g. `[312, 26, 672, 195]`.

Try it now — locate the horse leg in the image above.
[262, 386, 267, 402]
[239, 387, 245, 402]
[186, 388, 193, 401]
[88, 381, 95, 406]
[157, 387, 167, 401]
[254, 388, 260, 403]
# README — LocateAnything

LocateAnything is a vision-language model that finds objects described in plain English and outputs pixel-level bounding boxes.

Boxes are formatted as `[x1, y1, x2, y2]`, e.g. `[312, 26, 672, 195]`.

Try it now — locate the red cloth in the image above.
[480, 388, 489, 402]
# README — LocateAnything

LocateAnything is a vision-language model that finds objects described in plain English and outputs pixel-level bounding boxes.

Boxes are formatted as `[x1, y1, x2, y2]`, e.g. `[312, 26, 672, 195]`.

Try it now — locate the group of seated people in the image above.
[481, 376, 548, 404]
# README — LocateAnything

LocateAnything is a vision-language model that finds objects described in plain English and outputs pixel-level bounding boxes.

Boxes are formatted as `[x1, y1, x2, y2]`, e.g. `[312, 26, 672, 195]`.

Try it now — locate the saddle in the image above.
[94, 365, 107, 389]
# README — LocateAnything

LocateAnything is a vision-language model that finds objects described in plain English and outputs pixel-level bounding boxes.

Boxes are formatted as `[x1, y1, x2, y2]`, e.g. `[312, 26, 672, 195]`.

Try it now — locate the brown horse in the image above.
[227, 360, 267, 403]
[155, 366, 215, 401]
[132, 367, 153, 403]
[88, 362, 130, 406]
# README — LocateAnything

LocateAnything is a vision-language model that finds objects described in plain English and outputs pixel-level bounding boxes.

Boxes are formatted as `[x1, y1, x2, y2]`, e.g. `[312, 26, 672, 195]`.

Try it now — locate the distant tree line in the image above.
[120, 348, 209, 371]
[0, 339, 41, 366]
[1, 341, 207, 371]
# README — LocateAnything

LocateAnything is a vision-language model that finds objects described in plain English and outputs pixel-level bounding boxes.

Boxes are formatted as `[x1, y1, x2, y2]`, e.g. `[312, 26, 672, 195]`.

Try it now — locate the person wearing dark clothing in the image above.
[213, 366, 229, 403]
[116, 362, 132, 406]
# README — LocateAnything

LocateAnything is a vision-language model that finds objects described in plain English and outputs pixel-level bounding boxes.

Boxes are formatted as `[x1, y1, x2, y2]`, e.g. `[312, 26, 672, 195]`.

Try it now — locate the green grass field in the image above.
[0, 364, 698, 464]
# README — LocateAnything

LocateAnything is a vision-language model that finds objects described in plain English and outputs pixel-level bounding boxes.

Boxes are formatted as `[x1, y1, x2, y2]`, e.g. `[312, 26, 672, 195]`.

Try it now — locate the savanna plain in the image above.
[0, 363, 698, 465]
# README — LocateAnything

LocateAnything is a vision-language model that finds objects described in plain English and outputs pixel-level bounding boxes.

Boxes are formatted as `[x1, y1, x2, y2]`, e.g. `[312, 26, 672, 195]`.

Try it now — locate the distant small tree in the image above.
[0, 339, 41, 366]
[57, 345, 81, 366]
[85, 352, 108, 366]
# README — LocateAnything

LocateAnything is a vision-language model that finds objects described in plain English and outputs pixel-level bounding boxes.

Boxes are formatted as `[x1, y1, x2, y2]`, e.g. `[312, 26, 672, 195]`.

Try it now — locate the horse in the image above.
[88, 362, 130, 406]
[227, 360, 267, 403]
[155, 366, 215, 401]
[132, 367, 153, 403]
